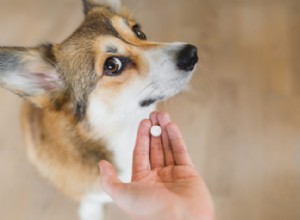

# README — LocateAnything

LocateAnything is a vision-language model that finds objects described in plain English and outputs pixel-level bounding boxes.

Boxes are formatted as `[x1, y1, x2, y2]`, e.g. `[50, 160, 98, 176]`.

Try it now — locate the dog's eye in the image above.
[132, 25, 147, 40]
[104, 57, 124, 76]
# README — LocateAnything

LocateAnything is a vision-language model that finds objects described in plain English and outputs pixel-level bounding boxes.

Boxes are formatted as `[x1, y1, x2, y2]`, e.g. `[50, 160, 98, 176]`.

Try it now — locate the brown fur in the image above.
[21, 102, 113, 199]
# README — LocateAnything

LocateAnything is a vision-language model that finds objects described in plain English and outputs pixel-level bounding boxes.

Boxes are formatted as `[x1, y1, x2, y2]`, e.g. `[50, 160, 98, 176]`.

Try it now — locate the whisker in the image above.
[135, 82, 155, 99]
[123, 82, 157, 113]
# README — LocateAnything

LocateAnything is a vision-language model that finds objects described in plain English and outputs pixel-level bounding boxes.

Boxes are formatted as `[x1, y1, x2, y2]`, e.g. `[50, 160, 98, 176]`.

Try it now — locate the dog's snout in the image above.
[177, 44, 198, 71]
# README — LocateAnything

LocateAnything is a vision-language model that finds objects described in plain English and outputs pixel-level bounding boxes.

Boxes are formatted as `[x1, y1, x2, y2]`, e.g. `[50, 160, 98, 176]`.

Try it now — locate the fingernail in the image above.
[158, 112, 171, 124]
[166, 123, 179, 139]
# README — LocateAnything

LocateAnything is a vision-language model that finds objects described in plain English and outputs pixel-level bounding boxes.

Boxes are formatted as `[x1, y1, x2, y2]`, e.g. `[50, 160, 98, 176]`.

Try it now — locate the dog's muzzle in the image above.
[177, 44, 198, 71]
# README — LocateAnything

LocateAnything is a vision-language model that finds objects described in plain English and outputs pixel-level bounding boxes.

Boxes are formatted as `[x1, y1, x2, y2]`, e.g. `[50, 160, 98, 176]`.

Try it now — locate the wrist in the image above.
[177, 198, 215, 220]
[132, 199, 182, 220]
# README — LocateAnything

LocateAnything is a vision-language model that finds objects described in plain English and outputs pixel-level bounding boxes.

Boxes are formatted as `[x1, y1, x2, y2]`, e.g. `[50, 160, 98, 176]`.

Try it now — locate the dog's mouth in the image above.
[138, 76, 191, 108]
[139, 96, 164, 107]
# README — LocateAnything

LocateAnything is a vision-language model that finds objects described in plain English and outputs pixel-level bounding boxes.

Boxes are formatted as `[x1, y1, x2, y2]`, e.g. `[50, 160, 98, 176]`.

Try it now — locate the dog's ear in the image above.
[0, 45, 64, 108]
[82, 0, 122, 14]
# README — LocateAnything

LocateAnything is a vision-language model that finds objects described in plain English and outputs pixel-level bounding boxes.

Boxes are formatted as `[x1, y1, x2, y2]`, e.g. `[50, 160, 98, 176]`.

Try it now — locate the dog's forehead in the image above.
[74, 7, 134, 40]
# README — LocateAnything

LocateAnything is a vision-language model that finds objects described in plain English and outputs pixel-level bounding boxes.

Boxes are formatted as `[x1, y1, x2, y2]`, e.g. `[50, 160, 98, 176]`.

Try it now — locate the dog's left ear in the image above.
[82, 0, 122, 14]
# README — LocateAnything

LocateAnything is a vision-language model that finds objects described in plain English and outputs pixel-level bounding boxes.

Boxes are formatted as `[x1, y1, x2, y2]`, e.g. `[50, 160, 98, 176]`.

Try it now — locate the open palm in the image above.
[100, 112, 214, 220]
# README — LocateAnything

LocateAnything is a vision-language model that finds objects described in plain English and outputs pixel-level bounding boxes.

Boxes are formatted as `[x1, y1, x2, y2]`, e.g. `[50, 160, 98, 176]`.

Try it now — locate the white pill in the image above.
[150, 125, 162, 137]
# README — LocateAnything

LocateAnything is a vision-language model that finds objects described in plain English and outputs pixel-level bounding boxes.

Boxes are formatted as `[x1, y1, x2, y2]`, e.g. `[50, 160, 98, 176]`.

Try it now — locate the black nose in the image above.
[177, 44, 198, 71]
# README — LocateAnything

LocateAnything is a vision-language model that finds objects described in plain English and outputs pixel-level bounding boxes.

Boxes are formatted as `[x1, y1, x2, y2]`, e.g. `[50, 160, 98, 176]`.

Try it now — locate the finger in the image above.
[157, 112, 174, 166]
[149, 112, 165, 169]
[166, 123, 194, 167]
[132, 119, 152, 176]
[99, 160, 125, 198]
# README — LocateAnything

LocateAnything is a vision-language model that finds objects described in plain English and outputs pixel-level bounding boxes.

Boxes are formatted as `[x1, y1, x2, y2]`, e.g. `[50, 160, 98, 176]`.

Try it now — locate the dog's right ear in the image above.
[82, 0, 122, 14]
[0, 45, 65, 108]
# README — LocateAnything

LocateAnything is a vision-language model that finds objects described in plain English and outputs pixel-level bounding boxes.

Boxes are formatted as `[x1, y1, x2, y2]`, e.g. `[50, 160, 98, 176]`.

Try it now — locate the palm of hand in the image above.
[123, 160, 203, 220]
[134, 165, 198, 185]
[125, 112, 201, 204]
[100, 112, 214, 220]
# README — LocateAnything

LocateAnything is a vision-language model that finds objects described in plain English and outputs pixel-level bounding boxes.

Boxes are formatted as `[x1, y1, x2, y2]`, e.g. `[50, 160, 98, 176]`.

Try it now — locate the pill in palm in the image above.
[150, 125, 162, 137]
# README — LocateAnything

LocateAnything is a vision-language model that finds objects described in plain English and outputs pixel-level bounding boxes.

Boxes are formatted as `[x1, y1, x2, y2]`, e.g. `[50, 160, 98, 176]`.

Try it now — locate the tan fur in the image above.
[111, 16, 162, 49]
[21, 102, 112, 200]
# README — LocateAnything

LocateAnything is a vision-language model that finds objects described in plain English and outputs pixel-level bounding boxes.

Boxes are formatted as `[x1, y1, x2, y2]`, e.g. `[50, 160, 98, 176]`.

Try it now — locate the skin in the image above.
[99, 112, 215, 220]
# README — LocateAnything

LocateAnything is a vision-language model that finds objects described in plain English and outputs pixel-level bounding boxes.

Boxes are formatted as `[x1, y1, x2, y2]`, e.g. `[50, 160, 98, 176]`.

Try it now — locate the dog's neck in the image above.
[86, 102, 156, 182]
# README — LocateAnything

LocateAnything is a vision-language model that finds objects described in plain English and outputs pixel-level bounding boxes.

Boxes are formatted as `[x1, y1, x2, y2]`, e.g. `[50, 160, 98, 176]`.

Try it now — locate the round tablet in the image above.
[150, 125, 162, 137]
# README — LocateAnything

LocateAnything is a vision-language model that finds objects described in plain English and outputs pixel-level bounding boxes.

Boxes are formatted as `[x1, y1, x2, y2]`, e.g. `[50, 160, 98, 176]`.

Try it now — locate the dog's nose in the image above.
[177, 44, 198, 71]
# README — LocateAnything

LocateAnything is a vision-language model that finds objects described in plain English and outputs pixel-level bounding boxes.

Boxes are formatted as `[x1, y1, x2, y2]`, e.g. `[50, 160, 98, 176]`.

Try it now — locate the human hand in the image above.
[99, 112, 215, 220]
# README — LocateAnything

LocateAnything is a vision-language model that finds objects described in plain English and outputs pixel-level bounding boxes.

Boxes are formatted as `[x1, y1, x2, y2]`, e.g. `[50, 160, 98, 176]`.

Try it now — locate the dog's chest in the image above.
[107, 124, 137, 182]
[104, 108, 155, 182]
[87, 93, 155, 182]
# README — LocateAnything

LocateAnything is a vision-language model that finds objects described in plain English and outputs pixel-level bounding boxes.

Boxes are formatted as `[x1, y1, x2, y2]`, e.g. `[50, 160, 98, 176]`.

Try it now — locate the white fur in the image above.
[84, 81, 155, 220]
[79, 193, 112, 220]
[84, 38, 194, 220]
[79, 199, 104, 220]
[87, 79, 156, 182]
[144, 43, 194, 101]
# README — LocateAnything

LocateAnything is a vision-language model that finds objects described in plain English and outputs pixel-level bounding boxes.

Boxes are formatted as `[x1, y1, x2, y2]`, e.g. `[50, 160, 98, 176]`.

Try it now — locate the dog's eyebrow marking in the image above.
[122, 19, 142, 31]
[123, 19, 130, 27]
[106, 46, 118, 53]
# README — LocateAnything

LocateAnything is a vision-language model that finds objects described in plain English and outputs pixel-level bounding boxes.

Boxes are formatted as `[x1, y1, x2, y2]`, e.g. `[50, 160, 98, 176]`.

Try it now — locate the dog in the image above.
[0, 0, 198, 219]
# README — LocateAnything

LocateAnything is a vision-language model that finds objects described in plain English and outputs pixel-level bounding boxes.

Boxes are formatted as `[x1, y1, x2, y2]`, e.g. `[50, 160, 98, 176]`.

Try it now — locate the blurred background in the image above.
[0, 0, 299, 219]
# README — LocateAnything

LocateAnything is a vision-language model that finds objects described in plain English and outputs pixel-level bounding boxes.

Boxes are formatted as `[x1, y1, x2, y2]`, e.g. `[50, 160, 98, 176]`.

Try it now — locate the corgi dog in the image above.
[0, 0, 198, 219]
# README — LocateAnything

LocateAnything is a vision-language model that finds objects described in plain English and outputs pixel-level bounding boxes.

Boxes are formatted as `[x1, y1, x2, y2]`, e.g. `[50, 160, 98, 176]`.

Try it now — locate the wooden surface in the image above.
[0, 0, 300, 220]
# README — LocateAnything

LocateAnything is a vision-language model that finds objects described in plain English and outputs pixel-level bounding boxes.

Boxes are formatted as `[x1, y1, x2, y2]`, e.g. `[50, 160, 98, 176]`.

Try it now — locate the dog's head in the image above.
[0, 0, 198, 134]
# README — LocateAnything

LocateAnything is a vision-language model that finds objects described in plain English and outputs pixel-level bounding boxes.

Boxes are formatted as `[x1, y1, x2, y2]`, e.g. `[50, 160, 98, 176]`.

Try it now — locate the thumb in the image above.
[99, 160, 125, 198]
